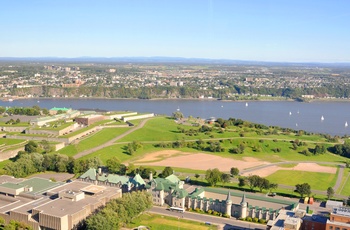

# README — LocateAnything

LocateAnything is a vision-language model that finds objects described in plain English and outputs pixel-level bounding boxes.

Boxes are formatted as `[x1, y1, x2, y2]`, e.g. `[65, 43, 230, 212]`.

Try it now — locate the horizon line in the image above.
[0, 56, 350, 64]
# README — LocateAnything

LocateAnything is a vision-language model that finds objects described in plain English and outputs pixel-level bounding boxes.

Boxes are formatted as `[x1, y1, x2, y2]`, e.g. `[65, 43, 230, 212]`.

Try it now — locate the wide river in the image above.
[1, 98, 350, 137]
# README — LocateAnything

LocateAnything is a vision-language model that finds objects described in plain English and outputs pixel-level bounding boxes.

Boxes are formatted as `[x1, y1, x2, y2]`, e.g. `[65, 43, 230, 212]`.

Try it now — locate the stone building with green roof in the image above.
[79, 168, 146, 193]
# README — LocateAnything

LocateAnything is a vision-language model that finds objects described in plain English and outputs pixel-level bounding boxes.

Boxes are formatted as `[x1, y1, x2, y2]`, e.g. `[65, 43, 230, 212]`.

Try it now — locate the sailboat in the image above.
[289, 111, 292, 116]
[321, 116, 324, 121]
[296, 123, 298, 127]
[176, 106, 180, 111]
[345, 121, 348, 128]
[245, 102, 248, 107]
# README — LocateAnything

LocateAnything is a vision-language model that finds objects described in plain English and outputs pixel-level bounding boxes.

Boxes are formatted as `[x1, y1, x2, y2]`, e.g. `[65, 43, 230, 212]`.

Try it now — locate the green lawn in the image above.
[266, 170, 338, 191]
[127, 212, 216, 230]
[339, 169, 350, 196]
[57, 127, 130, 157]
[0, 139, 26, 146]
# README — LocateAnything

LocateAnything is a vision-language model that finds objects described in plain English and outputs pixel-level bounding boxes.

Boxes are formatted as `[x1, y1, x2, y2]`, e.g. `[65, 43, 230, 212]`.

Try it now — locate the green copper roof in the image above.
[0, 182, 23, 189]
[50, 107, 70, 111]
[132, 173, 145, 187]
[79, 168, 97, 180]
[165, 174, 180, 184]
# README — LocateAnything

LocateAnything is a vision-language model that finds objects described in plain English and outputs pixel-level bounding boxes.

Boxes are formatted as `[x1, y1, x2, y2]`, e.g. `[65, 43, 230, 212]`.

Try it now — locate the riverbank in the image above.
[5, 96, 350, 103]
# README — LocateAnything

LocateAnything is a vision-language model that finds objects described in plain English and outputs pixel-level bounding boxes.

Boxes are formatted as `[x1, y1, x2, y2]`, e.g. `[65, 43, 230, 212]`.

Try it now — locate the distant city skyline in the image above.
[1, 0, 350, 62]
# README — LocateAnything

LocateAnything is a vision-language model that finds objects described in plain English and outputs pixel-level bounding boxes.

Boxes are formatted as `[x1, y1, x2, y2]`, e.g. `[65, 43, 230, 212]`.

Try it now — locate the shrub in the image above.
[259, 219, 267, 224]
[207, 210, 212, 215]
[246, 217, 252, 222]
[213, 211, 218, 216]
[252, 217, 259, 223]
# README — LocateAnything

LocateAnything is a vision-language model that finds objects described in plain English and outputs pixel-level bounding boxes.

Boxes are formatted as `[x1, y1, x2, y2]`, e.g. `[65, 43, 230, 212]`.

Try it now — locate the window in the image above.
[329, 227, 333, 230]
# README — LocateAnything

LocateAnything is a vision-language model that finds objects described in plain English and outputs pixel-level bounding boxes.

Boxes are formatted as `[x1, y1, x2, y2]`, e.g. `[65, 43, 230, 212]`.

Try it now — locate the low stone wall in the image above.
[0, 126, 27, 133]
[107, 112, 138, 119]
[123, 113, 154, 121]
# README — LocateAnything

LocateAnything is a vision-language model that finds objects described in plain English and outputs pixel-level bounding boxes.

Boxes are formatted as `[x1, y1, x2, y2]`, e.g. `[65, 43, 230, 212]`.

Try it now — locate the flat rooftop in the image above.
[81, 184, 105, 194]
[19, 177, 63, 194]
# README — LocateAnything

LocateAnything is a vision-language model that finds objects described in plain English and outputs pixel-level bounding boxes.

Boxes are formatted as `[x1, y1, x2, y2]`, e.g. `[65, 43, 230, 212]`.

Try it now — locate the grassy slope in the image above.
[57, 127, 130, 157]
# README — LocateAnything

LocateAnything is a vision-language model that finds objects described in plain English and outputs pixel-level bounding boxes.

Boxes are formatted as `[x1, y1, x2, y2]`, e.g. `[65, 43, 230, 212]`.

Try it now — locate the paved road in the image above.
[149, 206, 265, 230]
[73, 118, 151, 159]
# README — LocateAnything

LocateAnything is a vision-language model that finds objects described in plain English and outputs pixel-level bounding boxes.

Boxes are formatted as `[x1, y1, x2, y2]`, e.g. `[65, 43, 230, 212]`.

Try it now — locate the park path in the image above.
[73, 118, 150, 159]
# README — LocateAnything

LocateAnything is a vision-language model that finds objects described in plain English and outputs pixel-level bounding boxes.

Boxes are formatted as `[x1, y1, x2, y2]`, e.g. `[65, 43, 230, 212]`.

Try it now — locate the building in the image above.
[301, 214, 328, 230]
[326, 207, 350, 230]
[147, 173, 290, 221]
[0, 175, 122, 230]
[79, 168, 146, 192]
[75, 114, 105, 126]
[49, 107, 72, 115]
[267, 209, 305, 230]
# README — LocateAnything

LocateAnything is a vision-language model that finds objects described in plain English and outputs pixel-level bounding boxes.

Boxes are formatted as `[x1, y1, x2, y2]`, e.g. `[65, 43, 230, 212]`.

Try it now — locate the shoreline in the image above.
[4, 96, 350, 103]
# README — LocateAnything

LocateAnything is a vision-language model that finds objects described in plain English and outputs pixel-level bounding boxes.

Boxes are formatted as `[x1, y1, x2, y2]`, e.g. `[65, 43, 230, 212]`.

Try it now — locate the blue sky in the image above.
[1, 0, 350, 62]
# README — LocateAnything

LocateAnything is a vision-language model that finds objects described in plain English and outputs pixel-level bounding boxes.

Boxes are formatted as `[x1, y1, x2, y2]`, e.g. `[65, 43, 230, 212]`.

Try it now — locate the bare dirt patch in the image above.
[242, 162, 337, 177]
[135, 151, 269, 172]
[134, 150, 190, 163]
[241, 165, 281, 177]
[291, 163, 336, 173]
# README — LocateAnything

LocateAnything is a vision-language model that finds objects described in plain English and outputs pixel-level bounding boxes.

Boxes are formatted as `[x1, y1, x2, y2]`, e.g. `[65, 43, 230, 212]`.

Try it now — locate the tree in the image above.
[159, 166, 173, 178]
[269, 183, 278, 193]
[172, 111, 184, 120]
[24, 141, 41, 153]
[194, 173, 200, 179]
[247, 175, 260, 191]
[106, 157, 122, 174]
[205, 168, 222, 186]
[238, 177, 246, 188]
[327, 187, 335, 200]
[230, 167, 239, 177]
[221, 173, 231, 186]
[295, 183, 311, 198]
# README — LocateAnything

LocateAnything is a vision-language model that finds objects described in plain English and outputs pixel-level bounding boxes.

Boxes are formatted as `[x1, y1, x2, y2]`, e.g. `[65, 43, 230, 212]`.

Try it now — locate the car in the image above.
[268, 192, 276, 197]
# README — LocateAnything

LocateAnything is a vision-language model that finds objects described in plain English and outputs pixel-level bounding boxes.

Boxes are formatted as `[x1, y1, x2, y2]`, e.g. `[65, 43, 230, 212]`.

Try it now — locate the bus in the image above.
[169, 207, 185, 213]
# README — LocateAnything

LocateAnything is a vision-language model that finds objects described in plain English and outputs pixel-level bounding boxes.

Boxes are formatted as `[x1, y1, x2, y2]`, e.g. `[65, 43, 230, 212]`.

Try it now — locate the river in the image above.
[1, 98, 350, 137]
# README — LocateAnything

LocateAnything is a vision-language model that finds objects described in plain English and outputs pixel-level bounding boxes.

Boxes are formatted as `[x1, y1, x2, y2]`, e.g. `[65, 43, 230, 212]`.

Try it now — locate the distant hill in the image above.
[0, 56, 350, 67]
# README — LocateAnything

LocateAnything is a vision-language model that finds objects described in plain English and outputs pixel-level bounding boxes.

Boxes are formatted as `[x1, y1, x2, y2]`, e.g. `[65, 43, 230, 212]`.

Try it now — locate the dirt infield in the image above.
[134, 150, 269, 172]
[241, 163, 337, 177]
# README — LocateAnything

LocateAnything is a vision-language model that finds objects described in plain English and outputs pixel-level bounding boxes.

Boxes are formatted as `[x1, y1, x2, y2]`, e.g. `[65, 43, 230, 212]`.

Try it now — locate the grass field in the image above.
[266, 170, 338, 191]
[339, 169, 350, 196]
[127, 213, 216, 230]
[57, 127, 130, 157]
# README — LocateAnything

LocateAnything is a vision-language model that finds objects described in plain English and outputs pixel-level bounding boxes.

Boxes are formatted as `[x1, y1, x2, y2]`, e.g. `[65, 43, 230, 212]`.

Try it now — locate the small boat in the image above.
[296, 123, 298, 127]
[176, 106, 180, 111]
[297, 110, 300, 114]
[321, 116, 324, 121]
[245, 102, 248, 107]
[289, 112, 292, 116]
[221, 105, 223, 108]
[345, 121, 348, 127]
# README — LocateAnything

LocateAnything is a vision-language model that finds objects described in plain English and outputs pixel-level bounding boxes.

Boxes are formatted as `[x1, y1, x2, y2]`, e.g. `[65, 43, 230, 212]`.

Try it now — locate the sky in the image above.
[1, 0, 350, 62]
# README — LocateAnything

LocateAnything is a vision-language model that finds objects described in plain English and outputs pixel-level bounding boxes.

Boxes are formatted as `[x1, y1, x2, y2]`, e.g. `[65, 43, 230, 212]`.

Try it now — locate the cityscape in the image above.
[1, 0, 350, 230]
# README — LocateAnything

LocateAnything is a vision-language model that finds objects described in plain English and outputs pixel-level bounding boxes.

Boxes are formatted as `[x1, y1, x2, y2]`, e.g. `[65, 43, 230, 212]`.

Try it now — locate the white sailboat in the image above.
[289, 111, 292, 116]
[345, 121, 348, 127]
[321, 116, 324, 121]
[176, 106, 180, 111]
[245, 102, 248, 107]
[296, 123, 298, 127]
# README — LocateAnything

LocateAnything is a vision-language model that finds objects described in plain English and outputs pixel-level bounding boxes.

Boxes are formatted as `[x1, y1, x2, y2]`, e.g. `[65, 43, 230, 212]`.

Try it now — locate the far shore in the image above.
[2, 96, 350, 103]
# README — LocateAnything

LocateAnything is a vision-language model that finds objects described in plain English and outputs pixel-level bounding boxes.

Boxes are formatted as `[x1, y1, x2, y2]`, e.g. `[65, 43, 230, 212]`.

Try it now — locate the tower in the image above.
[225, 190, 233, 217]
[240, 193, 248, 219]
